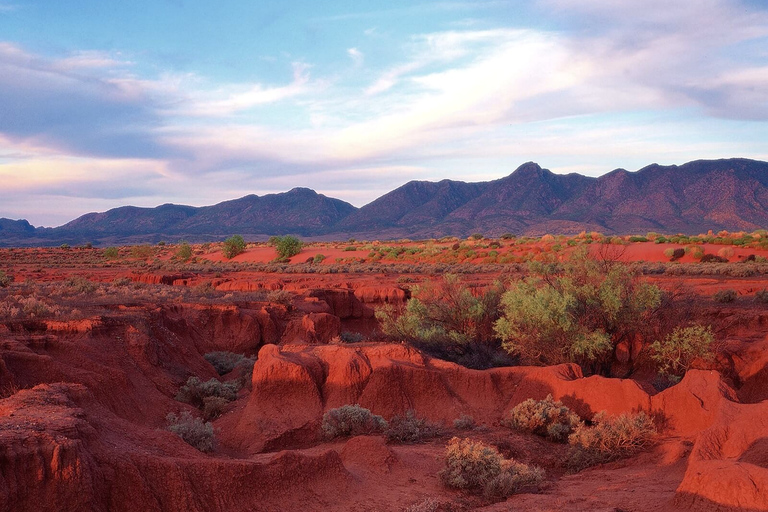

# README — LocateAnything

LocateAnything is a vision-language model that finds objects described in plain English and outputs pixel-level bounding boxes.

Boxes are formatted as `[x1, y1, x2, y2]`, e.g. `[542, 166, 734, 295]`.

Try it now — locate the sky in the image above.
[1, 0, 767, 227]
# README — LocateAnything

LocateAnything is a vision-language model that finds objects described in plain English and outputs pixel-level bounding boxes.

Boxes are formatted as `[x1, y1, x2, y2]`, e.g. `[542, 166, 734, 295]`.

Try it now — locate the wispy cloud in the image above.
[347, 47, 364, 66]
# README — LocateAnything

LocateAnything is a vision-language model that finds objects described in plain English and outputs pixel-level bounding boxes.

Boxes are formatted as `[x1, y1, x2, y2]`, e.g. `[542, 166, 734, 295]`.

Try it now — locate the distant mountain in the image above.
[2, 158, 767, 246]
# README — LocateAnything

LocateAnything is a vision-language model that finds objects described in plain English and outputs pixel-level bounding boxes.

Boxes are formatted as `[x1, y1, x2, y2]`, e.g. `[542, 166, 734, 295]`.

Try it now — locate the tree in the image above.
[222, 235, 246, 259]
[494, 248, 661, 374]
[272, 235, 303, 260]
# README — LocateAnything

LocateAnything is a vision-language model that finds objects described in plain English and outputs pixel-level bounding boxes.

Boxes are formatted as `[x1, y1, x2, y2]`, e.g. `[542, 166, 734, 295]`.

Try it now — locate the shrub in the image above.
[313, 254, 326, 264]
[484, 459, 545, 498]
[166, 411, 215, 452]
[700, 253, 728, 263]
[404, 498, 440, 512]
[267, 289, 293, 306]
[566, 411, 656, 471]
[453, 414, 475, 430]
[321, 405, 388, 439]
[376, 274, 503, 347]
[502, 395, 581, 442]
[272, 235, 303, 260]
[204, 351, 254, 375]
[175, 376, 239, 408]
[338, 331, 364, 343]
[755, 289, 768, 303]
[500, 233, 515, 240]
[64, 276, 97, 295]
[176, 242, 193, 261]
[222, 235, 246, 259]
[201, 396, 230, 421]
[649, 325, 716, 381]
[130, 244, 154, 259]
[717, 247, 735, 259]
[103, 247, 119, 260]
[0, 270, 11, 288]
[469, 233, 484, 240]
[495, 249, 660, 372]
[440, 437, 502, 490]
[385, 410, 443, 443]
[663, 248, 685, 261]
[628, 236, 648, 243]
[439, 437, 544, 497]
[713, 289, 737, 303]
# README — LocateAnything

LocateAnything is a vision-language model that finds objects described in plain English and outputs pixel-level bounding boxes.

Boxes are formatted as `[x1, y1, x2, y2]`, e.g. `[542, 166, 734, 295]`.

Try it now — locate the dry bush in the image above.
[321, 404, 388, 439]
[0, 270, 11, 288]
[713, 289, 737, 303]
[439, 437, 544, 498]
[453, 414, 475, 430]
[175, 376, 239, 408]
[502, 395, 582, 442]
[201, 396, 230, 421]
[717, 247, 735, 259]
[566, 411, 656, 471]
[267, 289, 293, 306]
[166, 411, 215, 452]
[403, 498, 440, 512]
[385, 410, 444, 443]
[204, 351, 254, 376]
[755, 289, 768, 303]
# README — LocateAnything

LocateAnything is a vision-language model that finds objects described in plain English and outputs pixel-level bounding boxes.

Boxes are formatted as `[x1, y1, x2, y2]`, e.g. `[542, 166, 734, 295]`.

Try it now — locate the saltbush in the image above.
[755, 289, 768, 303]
[176, 242, 193, 261]
[453, 414, 475, 430]
[502, 395, 581, 442]
[267, 289, 293, 306]
[439, 437, 544, 498]
[321, 404, 388, 439]
[0, 270, 11, 288]
[103, 247, 119, 260]
[204, 351, 255, 376]
[385, 410, 443, 443]
[175, 376, 239, 408]
[713, 289, 737, 303]
[566, 411, 656, 471]
[166, 411, 215, 452]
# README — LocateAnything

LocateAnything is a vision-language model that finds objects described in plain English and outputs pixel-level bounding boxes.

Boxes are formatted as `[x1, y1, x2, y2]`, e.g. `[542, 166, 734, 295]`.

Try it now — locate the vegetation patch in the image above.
[166, 411, 215, 452]
[204, 351, 255, 376]
[385, 410, 444, 443]
[321, 404, 388, 439]
[502, 395, 581, 442]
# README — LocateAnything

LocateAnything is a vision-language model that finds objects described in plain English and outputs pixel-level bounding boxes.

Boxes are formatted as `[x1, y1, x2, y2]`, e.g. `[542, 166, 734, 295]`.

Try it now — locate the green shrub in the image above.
[343, 246, 356, 252]
[713, 289, 737, 303]
[321, 404, 388, 439]
[469, 233, 484, 240]
[166, 411, 215, 452]
[103, 247, 119, 260]
[628, 236, 648, 243]
[0, 270, 11, 288]
[313, 254, 326, 264]
[203, 351, 254, 376]
[500, 233, 515, 240]
[65, 276, 97, 295]
[566, 411, 656, 471]
[272, 235, 302, 260]
[502, 395, 581, 442]
[385, 410, 443, 443]
[439, 437, 544, 497]
[176, 242, 193, 261]
[222, 235, 246, 259]
[175, 376, 239, 408]
[130, 244, 154, 259]
[376, 274, 503, 347]
[649, 325, 716, 381]
[495, 249, 660, 371]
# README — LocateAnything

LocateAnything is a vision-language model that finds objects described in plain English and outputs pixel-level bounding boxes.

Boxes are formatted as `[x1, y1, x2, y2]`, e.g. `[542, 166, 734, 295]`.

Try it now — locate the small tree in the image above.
[222, 235, 246, 259]
[274, 235, 303, 260]
[0, 270, 10, 288]
[176, 241, 193, 261]
[494, 248, 661, 374]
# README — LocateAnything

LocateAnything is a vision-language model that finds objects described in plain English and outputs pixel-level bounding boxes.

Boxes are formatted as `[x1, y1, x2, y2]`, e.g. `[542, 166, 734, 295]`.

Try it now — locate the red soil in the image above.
[1, 243, 768, 511]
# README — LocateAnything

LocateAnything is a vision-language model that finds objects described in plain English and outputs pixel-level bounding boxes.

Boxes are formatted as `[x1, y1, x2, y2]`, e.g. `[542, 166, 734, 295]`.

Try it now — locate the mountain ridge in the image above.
[2, 158, 767, 246]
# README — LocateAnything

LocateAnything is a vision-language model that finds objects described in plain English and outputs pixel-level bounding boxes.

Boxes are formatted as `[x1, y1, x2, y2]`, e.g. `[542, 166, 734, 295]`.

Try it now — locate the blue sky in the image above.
[1, 0, 767, 226]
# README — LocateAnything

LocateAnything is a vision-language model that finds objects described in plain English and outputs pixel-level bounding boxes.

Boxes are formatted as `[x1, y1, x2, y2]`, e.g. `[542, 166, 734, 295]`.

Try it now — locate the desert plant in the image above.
[385, 410, 443, 443]
[267, 289, 293, 306]
[376, 274, 503, 347]
[502, 395, 582, 442]
[439, 437, 544, 497]
[175, 376, 239, 408]
[270, 235, 302, 260]
[403, 498, 440, 512]
[176, 241, 193, 261]
[166, 411, 215, 452]
[222, 235, 246, 259]
[130, 244, 154, 259]
[321, 404, 388, 439]
[313, 253, 326, 264]
[453, 414, 475, 430]
[469, 233, 484, 240]
[103, 247, 119, 260]
[663, 248, 685, 261]
[0, 270, 11, 288]
[717, 247, 735, 259]
[201, 396, 230, 421]
[649, 324, 716, 381]
[755, 289, 768, 303]
[700, 253, 728, 263]
[484, 459, 545, 498]
[64, 276, 97, 295]
[204, 351, 254, 376]
[713, 289, 737, 303]
[566, 411, 656, 471]
[495, 249, 661, 373]
[338, 331, 364, 343]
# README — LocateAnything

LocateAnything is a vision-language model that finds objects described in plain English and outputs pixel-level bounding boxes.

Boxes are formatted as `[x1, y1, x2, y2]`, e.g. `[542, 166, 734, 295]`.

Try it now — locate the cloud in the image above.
[347, 47, 364, 66]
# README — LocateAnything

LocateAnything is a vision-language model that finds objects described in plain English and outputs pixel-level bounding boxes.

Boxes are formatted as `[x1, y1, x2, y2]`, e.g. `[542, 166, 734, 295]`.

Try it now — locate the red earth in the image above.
[1, 238, 767, 512]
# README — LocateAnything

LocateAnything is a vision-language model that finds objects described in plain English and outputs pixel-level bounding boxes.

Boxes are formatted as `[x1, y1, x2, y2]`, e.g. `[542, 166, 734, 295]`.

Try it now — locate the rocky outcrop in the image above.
[281, 313, 341, 344]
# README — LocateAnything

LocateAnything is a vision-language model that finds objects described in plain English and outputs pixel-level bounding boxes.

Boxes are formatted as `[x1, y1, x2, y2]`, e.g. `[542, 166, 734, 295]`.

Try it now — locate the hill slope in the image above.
[1, 158, 767, 245]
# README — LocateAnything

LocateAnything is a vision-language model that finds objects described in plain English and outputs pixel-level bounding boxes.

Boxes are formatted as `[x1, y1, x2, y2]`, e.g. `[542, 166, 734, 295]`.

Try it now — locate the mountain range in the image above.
[2, 158, 767, 246]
